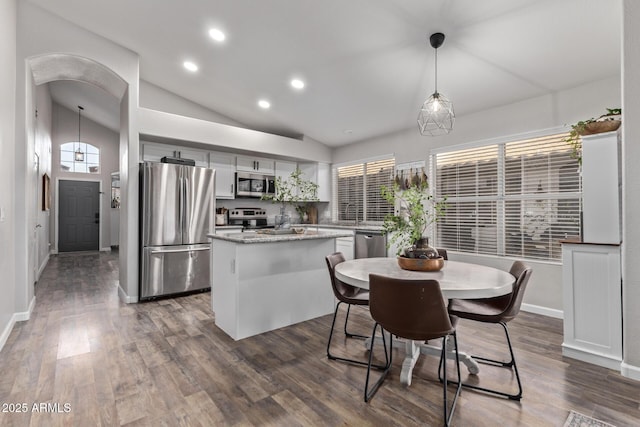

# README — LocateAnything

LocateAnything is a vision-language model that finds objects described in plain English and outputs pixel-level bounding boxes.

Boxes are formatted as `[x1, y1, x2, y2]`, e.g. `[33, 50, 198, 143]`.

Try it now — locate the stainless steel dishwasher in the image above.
[355, 230, 387, 258]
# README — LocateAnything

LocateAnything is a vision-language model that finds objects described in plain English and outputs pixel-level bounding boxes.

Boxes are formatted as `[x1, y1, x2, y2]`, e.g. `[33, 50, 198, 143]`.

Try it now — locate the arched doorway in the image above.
[25, 53, 132, 298]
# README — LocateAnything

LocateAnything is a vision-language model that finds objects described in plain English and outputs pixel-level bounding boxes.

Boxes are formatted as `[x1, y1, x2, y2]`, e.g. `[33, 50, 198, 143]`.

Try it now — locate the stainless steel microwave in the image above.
[235, 172, 276, 198]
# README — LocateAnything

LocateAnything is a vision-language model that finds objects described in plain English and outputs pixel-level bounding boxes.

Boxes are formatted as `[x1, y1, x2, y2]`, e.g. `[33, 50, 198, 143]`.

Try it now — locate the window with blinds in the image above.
[333, 158, 395, 222]
[433, 133, 580, 261]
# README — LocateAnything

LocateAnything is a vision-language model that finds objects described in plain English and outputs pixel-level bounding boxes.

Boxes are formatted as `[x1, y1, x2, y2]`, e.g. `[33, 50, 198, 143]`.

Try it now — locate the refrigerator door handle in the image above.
[149, 247, 209, 255]
[181, 170, 186, 239]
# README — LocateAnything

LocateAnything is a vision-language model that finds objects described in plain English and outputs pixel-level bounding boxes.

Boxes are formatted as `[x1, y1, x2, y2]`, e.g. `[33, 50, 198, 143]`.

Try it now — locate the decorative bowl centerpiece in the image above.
[292, 227, 305, 234]
[397, 256, 445, 272]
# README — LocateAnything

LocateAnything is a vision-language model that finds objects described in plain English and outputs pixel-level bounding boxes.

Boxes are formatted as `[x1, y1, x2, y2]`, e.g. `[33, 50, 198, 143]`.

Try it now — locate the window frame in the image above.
[430, 127, 581, 264]
[332, 155, 395, 223]
[60, 141, 101, 174]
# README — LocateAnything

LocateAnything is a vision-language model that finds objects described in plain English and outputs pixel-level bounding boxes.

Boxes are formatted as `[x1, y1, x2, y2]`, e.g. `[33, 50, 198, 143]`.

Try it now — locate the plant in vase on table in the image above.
[262, 168, 319, 229]
[381, 178, 447, 270]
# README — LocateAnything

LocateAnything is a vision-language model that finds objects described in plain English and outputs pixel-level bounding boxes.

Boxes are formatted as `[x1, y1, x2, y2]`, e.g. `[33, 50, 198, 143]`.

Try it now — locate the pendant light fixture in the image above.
[74, 105, 85, 162]
[417, 32, 455, 136]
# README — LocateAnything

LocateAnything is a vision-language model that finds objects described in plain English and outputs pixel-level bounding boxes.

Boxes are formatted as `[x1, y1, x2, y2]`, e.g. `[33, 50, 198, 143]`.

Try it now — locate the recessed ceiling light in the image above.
[343, 129, 354, 134]
[258, 100, 271, 109]
[290, 79, 305, 89]
[209, 28, 226, 42]
[183, 61, 198, 72]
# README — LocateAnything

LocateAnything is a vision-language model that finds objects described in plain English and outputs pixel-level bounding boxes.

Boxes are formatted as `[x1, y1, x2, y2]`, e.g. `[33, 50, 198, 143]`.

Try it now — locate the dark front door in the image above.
[59, 180, 100, 252]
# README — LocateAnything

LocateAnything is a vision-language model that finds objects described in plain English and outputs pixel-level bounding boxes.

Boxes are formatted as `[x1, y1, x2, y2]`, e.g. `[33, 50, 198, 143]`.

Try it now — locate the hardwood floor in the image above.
[1, 250, 639, 426]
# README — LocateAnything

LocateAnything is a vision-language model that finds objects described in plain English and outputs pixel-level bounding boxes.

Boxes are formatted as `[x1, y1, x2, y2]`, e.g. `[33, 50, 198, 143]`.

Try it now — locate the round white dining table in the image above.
[334, 257, 516, 386]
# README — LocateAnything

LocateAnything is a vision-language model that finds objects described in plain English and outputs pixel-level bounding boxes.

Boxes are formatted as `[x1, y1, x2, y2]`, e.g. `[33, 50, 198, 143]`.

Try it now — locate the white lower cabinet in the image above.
[316, 227, 354, 259]
[336, 237, 354, 260]
[561, 242, 622, 370]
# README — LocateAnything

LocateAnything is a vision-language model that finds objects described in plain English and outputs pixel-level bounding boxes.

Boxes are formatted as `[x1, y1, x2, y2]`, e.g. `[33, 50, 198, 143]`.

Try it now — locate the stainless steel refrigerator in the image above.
[139, 161, 215, 300]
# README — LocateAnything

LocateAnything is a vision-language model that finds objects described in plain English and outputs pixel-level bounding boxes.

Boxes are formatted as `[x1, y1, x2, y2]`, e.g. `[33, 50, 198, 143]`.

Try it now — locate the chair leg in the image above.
[344, 304, 368, 339]
[364, 323, 392, 402]
[446, 321, 523, 401]
[440, 333, 462, 427]
[327, 302, 386, 368]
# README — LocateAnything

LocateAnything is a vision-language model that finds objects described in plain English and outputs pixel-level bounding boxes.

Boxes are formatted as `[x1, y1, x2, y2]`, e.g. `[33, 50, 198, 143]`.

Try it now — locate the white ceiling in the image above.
[30, 0, 621, 147]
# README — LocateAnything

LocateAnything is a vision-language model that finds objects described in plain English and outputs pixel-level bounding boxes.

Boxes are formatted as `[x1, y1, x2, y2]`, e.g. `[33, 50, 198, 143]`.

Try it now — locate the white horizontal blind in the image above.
[435, 145, 500, 255]
[433, 132, 580, 261]
[333, 158, 395, 222]
[504, 134, 581, 260]
[334, 164, 363, 222]
[365, 159, 395, 221]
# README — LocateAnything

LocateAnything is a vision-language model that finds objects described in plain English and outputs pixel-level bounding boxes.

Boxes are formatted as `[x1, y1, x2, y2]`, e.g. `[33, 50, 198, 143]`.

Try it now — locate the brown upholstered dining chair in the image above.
[447, 260, 532, 400]
[325, 252, 373, 366]
[365, 274, 461, 427]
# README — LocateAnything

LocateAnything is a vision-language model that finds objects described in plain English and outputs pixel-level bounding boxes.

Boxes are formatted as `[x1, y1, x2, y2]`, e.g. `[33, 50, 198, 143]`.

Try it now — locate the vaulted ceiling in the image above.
[29, 0, 621, 147]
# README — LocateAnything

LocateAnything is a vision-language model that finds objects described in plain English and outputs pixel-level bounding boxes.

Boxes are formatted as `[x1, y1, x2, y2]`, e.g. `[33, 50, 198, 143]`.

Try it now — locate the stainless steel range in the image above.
[228, 207, 272, 230]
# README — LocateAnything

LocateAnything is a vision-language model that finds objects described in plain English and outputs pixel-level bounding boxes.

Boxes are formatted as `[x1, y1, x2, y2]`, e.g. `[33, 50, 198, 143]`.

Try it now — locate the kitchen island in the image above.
[208, 230, 353, 340]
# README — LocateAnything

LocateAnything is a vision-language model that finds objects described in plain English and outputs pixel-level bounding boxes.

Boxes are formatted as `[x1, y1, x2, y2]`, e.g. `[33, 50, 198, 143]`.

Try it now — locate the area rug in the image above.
[563, 410, 616, 427]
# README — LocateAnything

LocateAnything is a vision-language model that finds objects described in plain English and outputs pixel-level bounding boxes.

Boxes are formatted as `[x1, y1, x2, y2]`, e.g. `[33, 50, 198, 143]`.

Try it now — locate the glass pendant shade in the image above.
[418, 32, 454, 136]
[74, 147, 84, 162]
[418, 91, 455, 136]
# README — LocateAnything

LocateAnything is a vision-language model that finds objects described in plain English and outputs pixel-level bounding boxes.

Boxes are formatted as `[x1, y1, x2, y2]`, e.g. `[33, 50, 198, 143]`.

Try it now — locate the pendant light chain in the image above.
[75, 106, 85, 162]
[434, 46, 438, 93]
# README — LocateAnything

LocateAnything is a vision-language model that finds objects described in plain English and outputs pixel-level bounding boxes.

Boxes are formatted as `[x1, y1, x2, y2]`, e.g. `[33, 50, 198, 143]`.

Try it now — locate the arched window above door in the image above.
[60, 142, 100, 173]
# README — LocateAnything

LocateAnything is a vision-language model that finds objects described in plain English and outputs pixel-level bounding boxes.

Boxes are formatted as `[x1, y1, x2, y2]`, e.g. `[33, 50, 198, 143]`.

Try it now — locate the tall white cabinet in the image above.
[562, 130, 622, 371]
[561, 242, 622, 369]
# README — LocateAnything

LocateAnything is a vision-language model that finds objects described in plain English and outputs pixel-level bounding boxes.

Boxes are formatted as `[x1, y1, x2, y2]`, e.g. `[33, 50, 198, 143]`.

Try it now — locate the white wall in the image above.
[0, 0, 17, 351]
[332, 77, 621, 314]
[334, 76, 621, 166]
[140, 80, 245, 128]
[51, 103, 120, 251]
[34, 84, 52, 278]
[621, 0, 640, 380]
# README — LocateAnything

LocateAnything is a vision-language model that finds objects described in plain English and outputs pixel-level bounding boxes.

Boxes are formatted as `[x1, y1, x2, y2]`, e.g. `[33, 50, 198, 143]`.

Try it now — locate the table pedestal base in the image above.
[367, 334, 479, 386]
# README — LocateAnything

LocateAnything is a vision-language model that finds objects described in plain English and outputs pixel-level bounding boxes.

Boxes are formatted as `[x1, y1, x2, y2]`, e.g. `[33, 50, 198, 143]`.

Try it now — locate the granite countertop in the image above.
[208, 230, 353, 244]
[300, 222, 385, 232]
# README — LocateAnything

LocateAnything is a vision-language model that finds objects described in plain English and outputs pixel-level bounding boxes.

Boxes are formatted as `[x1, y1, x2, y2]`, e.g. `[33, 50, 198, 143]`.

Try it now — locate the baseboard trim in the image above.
[0, 297, 36, 352]
[0, 316, 16, 353]
[118, 285, 137, 304]
[621, 362, 640, 381]
[37, 253, 50, 281]
[522, 303, 563, 319]
[562, 343, 622, 371]
[15, 296, 36, 322]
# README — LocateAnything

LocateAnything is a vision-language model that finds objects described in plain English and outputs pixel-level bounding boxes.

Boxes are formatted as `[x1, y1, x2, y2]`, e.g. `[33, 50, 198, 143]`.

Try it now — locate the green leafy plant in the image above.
[380, 180, 447, 256]
[262, 168, 319, 217]
[564, 108, 621, 164]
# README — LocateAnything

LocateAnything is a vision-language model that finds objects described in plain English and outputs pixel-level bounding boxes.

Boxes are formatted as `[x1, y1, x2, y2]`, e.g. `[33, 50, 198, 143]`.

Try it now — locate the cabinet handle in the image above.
[257, 161, 260, 170]
[230, 184, 234, 193]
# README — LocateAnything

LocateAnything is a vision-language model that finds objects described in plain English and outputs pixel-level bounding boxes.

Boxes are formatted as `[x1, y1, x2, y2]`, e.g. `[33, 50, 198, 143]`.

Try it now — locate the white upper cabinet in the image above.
[299, 162, 331, 202]
[210, 152, 236, 199]
[236, 155, 275, 174]
[140, 142, 209, 167]
[581, 131, 621, 244]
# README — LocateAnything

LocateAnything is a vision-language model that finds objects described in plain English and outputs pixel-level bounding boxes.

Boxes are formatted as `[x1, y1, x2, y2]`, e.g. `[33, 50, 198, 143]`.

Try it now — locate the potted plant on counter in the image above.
[564, 107, 621, 164]
[380, 177, 447, 270]
[262, 168, 319, 229]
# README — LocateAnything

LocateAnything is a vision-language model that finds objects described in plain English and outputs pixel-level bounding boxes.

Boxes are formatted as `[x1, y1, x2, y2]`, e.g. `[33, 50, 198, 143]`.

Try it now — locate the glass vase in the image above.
[404, 237, 439, 259]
